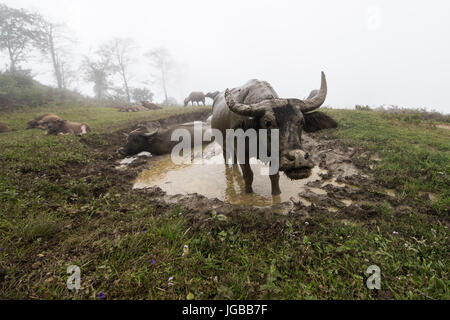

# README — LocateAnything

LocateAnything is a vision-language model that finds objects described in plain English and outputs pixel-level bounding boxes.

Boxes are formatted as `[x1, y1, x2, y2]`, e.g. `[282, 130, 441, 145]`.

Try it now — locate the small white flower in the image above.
[393, 231, 398, 235]
[404, 243, 409, 248]
[182, 245, 189, 257]
[305, 221, 309, 226]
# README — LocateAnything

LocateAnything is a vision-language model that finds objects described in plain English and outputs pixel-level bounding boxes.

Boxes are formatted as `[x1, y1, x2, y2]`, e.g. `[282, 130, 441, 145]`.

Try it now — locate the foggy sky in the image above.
[3, 0, 450, 113]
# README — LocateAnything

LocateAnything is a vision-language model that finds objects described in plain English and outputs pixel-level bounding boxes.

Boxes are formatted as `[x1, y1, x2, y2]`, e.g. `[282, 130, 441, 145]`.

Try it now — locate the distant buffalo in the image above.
[119, 105, 148, 112]
[0, 121, 11, 133]
[27, 114, 62, 129]
[184, 92, 205, 106]
[206, 91, 220, 100]
[142, 101, 162, 110]
[46, 119, 91, 136]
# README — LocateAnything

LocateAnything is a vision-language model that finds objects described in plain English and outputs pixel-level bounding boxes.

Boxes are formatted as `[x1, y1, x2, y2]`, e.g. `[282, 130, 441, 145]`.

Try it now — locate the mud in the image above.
[124, 127, 395, 217]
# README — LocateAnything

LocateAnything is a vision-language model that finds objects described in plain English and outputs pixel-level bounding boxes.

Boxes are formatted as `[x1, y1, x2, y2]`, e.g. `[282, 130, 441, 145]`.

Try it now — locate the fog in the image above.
[3, 0, 450, 113]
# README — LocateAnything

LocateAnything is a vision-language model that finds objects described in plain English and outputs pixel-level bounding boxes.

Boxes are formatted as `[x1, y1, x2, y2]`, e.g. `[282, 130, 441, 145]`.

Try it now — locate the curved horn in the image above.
[224, 89, 268, 117]
[142, 128, 159, 137]
[294, 72, 327, 113]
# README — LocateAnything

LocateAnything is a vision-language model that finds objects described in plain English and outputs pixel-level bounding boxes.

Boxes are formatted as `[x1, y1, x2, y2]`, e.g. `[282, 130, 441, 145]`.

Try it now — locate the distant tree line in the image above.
[0, 3, 179, 107]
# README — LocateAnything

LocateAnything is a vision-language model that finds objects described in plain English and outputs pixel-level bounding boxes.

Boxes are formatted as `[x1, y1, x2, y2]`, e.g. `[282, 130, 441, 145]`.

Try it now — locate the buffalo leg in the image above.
[269, 172, 281, 195]
[240, 163, 254, 193]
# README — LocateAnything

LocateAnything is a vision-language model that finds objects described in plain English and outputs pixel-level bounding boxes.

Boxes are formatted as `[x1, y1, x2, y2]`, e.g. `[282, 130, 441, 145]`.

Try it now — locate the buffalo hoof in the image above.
[271, 189, 281, 196]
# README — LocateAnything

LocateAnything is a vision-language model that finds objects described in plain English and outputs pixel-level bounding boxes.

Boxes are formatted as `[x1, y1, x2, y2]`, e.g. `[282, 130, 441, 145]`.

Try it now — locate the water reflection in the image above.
[133, 143, 327, 207]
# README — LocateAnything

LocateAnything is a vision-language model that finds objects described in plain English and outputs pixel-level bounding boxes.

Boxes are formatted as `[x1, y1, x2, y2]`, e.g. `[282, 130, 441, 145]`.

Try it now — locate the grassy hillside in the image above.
[0, 106, 448, 299]
[0, 71, 91, 111]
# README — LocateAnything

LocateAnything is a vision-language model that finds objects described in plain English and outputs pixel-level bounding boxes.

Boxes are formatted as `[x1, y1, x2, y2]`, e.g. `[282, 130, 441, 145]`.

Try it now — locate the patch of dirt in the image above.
[436, 124, 450, 130]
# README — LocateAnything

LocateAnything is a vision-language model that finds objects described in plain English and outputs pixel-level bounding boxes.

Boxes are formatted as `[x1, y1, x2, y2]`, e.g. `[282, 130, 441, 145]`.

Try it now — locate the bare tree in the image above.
[42, 22, 75, 89]
[145, 48, 174, 104]
[102, 38, 136, 103]
[0, 4, 46, 72]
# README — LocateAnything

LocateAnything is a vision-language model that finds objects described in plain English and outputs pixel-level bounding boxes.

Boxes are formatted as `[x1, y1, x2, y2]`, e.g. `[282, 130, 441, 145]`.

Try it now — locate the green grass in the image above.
[0, 106, 448, 300]
[326, 109, 450, 214]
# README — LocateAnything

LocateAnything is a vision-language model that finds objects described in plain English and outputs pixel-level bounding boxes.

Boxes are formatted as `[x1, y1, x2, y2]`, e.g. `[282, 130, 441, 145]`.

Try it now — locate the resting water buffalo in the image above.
[184, 92, 205, 106]
[0, 122, 10, 133]
[46, 119, 91, 136]
[119, 121, 211, 156]
[211, 72, 337, 195]
[119, 105, 148, 112]
[142, 101, 162, 110]
[206, 91, 220, 100]
[27, 114, 62, 129]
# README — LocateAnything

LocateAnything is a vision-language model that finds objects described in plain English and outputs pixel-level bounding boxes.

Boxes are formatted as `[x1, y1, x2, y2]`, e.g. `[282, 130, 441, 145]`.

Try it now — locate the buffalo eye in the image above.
[265, 120, 272, 128]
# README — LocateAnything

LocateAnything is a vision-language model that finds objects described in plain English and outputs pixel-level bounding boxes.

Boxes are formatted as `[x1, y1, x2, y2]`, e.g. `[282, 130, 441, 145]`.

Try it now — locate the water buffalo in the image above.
[46, 119, 91, 136]
[27, 114, 62, 129]
[184, 92, 205, 106]
[206, 91, 220, 100]
[142, 101, 162, 110]
[0, 121, 10, 133]
[119, 105, 148, 112]
[211, 72, 337, 195]
[119, 121, 211, 156]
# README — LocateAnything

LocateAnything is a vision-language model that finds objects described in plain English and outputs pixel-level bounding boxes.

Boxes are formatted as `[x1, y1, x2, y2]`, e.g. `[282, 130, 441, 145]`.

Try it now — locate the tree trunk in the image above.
[161, 65, 168, 103]
[48, 26, 63, 89]
[120, 64, 131, 103]
[7, 43, 16, 72]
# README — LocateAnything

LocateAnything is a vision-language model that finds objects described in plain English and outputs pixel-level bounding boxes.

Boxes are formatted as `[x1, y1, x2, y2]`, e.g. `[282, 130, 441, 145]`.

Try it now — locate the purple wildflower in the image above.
[151, 259, 156, 265]
[98, 292, 104, 299]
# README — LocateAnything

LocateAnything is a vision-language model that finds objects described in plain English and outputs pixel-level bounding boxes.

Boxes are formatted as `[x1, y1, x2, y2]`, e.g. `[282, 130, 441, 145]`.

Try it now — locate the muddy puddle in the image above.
[123, 131, 389, 216]
[133, 143, 329, 207]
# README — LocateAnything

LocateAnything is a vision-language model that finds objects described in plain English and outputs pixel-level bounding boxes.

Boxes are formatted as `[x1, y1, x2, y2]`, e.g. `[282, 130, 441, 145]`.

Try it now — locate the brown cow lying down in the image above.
[119, 105, 148, 112]
[27, 114, 62, 129]
[142, 101, 162, 110]
[0, 121, 11, 133]
[46, 119, 91, 136]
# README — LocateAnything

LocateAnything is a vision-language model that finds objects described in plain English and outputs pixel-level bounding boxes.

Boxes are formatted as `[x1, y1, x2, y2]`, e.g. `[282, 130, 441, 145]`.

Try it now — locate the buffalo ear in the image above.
[303, 111, 338, 133]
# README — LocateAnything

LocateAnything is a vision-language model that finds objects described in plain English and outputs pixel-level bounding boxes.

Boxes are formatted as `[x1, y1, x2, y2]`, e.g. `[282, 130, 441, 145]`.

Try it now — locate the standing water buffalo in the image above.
[211, 72, 337, 195]
[119, 121, 211, 156]
[206, 91, 220, 100]
[27, 114, 62, 129]
[184, 92, 206, 106]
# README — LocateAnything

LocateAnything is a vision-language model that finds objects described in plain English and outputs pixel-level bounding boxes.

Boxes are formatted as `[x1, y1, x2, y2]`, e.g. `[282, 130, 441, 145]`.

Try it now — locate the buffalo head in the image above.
[119, 122, 161, 156]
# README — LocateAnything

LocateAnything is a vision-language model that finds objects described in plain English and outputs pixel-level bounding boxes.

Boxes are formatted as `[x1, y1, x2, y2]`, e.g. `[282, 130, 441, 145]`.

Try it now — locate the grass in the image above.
[0, 106, 448, 300]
